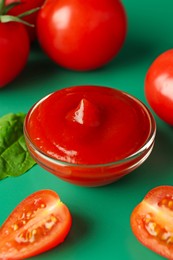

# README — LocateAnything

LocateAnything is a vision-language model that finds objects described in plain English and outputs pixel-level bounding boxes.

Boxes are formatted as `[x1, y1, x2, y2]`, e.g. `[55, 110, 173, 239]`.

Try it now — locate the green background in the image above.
[0, 0, 173, 259]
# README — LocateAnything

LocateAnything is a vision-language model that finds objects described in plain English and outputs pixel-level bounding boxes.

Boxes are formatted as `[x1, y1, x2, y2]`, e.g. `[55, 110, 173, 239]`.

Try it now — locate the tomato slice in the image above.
[130, 186, 173, 259]
[0, 190, 72, 259]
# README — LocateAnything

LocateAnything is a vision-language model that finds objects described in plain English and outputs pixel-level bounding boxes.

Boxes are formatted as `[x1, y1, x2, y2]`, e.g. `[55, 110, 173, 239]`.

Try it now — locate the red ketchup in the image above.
[25, 86, 156, 186]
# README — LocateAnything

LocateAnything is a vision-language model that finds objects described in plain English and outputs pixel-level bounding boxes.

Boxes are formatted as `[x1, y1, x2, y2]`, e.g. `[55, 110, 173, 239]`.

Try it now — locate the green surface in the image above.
[0, 0, 173, 259]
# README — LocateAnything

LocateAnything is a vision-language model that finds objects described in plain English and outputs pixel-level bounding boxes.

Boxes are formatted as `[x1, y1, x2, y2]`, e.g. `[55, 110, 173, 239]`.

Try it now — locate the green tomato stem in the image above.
[0, 5, 40, 26]
[0, 0, 40, 25]
[0, 15, 35, 27]
[18, 7, 40, 18]
[4, 2, 22, 14]
[0, 0, 5, 15]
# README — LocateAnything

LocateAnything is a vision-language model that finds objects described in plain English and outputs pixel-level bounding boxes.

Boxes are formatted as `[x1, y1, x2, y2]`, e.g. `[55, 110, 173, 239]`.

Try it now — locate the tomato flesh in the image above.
[0, 190, 72, 259]
[131, 186, 173, 259]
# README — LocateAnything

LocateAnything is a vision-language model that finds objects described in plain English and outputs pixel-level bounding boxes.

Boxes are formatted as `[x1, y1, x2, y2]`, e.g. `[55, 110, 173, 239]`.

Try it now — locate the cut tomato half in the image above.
[0, 189, 72, 259]
[131, 186, 173, 259]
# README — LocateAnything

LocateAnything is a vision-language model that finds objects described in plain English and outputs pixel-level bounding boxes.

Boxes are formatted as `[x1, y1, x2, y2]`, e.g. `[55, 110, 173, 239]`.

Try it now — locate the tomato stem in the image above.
[0, 0, 40, 27]
[0, 14, 34, 26]
[18, 7, 40, 18]
[0, 0, 5, 15]
[4, 2, 22, 13]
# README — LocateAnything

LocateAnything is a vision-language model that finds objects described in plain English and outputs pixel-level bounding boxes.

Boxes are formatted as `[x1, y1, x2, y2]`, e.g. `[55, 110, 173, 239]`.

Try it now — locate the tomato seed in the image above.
[161, 232, 171, 241]
[12, 224, 18, 231]
[145, 221, 158, 236]
[45, 215, 57, 230]
[26, 212, 32, 219]
[168, 200, 173, 208]
[144, 215, 173, 244]
[158, 197, 173, 210]
[167, 236, 173, 244]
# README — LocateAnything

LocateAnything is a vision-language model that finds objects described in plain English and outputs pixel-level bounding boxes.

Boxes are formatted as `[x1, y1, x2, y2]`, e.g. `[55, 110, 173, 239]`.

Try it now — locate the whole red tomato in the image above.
[5, 0, 45, 41]
[145, 49, 173, 125]
[0, 21, 29, 88]
[37, 0, 127, 71]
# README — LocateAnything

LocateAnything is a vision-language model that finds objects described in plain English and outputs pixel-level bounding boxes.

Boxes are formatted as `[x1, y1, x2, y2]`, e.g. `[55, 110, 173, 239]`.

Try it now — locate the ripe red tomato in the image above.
[0, 190, 72, 259]
[0, 21, 30, 88]
[131, 186, 173, 259]
[145, 49, 173, 125]
[36, 0, 127, 71]
[5, 0, 45, 41]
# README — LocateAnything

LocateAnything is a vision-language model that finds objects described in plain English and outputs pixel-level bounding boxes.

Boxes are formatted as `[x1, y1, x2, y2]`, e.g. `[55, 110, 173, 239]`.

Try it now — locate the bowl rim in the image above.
[24, 86, 157, 169]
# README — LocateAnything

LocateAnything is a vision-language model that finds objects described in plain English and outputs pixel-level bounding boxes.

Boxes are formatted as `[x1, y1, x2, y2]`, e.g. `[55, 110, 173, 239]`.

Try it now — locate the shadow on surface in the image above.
[4, 41, 63, 92]
[31, 212, 94, 259]
[118, 126, 173, 187]
[105, 34, 159, 71]
[15, 58, 58, 86]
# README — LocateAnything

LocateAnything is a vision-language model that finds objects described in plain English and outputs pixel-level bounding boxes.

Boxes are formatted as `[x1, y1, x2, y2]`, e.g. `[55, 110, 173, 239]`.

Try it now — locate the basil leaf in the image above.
[0, 113, 36, 179]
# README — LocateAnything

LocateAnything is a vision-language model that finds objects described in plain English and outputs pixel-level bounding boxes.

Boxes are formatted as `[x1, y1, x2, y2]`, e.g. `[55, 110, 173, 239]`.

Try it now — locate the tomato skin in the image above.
[145, 49, 173, 125]
[36, 0, 127, 71]
[0, 22, 30, 88]
[131, 186, 173, 260]
[0, 190, 72, 259]
[5, 0, 45, 41]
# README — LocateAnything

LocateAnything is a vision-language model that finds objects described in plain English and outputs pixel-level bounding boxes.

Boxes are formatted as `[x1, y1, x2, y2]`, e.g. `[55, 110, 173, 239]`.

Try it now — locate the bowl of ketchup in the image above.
[24, 85, 156, 186]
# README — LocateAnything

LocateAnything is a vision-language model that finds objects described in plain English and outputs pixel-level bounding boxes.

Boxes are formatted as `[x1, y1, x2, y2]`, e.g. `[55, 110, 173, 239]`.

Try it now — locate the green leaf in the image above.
[0, 113, 36, 180]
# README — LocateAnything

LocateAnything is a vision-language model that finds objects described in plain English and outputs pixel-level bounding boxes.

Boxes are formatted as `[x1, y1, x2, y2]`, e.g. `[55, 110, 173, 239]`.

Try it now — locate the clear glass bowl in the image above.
[24, 87, 156, 187]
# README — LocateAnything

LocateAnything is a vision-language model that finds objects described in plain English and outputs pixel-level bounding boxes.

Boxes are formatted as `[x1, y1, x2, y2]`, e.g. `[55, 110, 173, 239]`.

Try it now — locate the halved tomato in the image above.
[0, 190, 72, 259]
[130, 186, 173, 259]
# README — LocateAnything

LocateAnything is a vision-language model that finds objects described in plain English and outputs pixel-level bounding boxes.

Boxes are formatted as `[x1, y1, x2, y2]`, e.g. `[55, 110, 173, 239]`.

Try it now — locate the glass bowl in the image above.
[24, 86, 156, 187]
